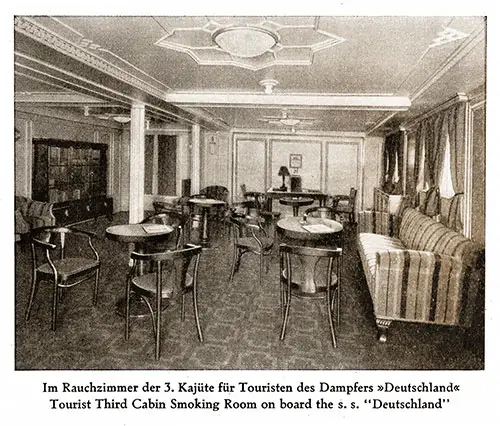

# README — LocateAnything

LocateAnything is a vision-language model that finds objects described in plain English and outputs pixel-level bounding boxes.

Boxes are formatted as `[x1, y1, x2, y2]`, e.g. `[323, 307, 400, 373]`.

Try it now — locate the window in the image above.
[416, 131, 428, 192]
[144, 134, 177, 196]
[438, 133, 456, 198]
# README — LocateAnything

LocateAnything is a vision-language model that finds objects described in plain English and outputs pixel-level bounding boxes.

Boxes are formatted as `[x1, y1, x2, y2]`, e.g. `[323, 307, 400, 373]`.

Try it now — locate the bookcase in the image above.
[32, 138, 113, 225]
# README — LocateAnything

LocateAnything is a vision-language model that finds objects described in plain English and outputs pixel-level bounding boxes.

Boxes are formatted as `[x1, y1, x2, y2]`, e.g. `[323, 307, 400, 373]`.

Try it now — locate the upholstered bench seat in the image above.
[357, 207, 483, 342]
[358, 233, 405, 285]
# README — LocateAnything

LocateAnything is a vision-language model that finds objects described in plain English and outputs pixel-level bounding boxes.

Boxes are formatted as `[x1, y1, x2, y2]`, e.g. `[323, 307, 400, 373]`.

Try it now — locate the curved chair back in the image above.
[331, 187, 357, 224]
[130, 243, 202, 297]
[27, 226, 100, 330]
[200, 185, 229, 203]
[228, 213, 273, 286]
[304, 206, 334, 219]
[279, 243, 342, 348]
[127, 243, 203, 359]
[141, 211, 187, 249]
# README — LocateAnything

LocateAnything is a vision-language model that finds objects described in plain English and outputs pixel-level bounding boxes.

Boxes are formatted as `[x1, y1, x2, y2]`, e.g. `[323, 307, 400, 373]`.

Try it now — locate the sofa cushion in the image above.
[399, 208, 479, 264]
[358, 232, 405, 280]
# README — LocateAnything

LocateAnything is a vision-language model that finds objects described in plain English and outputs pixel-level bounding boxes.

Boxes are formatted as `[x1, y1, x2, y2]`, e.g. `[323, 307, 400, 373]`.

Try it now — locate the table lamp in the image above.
[278, 166, 290, 191]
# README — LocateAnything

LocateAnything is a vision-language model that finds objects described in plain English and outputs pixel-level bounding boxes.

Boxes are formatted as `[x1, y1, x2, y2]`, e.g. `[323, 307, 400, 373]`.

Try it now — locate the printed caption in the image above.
[42, 380, 457, 412]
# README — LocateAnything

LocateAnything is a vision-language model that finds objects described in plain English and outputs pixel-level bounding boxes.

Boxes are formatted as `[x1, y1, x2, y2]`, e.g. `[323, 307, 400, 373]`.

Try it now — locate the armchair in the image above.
[331, 188, 357, 225]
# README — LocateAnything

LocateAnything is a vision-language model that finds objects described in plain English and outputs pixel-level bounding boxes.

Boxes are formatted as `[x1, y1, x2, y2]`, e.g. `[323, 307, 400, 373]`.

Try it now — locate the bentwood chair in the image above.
[26, 226, 101, 331]
[228, 214, 274, 286]
[234, 191, 281, 236]
[199, 185, 230, 220]
[303, 206, 335, 219]
[331, 187, 357, 225]
[140, 211, 187, 251]
[125, 244, 203, 360]
[279, 244, 342, 348]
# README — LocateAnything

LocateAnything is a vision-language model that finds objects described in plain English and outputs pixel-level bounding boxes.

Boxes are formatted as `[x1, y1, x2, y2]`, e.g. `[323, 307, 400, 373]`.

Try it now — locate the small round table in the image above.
[106, 223, 174, 317]
[277, 217, 343, 295]
[188, 198, 226, 247]
[277, 216, 343, 242]
[106, 223, 174, 244]
[279, 197, 314, 216]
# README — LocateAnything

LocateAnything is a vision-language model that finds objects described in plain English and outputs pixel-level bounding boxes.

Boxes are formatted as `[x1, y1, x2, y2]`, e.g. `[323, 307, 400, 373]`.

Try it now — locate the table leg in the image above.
[201, 207, 210, 247]
[292, 206, 299, 216]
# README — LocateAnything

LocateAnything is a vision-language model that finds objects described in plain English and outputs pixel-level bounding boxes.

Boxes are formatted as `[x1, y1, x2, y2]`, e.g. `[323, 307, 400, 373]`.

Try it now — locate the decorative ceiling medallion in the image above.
[213, 27, 279, 58]
[155, 17, 345, 71]
[429, 27, 469, 48]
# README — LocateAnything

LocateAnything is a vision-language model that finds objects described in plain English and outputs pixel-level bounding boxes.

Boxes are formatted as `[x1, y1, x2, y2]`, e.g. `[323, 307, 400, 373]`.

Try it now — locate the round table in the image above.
[277, 216, 343, 242]
[188, 198, 226, 247]
[279, 197, 314, 216]
[106, 223, 174, 244]
[277, 217, 343, 295]
[106, 223, 174, 317]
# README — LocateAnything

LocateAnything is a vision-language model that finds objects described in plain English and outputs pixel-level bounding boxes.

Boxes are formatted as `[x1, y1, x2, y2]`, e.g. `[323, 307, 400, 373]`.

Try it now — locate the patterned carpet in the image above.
[14, 213, 484, 370]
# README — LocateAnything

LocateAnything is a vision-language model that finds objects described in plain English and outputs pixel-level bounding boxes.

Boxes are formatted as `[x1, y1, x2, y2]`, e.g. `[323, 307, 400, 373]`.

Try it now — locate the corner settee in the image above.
[15, 196, 56, 241]
[357, 207, 483, 342]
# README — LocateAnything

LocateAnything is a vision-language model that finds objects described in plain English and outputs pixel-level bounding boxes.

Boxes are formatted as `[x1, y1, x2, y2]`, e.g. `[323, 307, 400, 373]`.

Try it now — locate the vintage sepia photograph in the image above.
[8, 4, 495, 423]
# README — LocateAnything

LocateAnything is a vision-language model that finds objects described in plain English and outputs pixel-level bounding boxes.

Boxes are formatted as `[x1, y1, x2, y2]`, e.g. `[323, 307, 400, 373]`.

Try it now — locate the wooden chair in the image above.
[279, 244, 342, 348]
[125, 244, 203, 360]
[332, 187, 357, 224]
[228, 214, 274, 286]
[140, 211, 187, 251]
[26, 226, 101, 331]
[303, 206, 335, 219]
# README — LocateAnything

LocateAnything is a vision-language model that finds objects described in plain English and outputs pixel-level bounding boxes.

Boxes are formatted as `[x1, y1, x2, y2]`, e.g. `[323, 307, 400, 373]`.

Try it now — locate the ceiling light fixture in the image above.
[112, 116, 131, 124]
[258, 110, 321, 133]
[259, 78, 279, 94]
[213, 26, 279, 58]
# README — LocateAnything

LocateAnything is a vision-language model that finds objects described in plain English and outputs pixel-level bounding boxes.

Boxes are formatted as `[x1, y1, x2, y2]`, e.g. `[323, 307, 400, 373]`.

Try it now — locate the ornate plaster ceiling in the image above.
[154, 17, 345, 71]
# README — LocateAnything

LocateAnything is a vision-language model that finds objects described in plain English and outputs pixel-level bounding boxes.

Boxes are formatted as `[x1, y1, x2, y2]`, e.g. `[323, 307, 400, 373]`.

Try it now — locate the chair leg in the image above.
[192, 287, 203, 342]
[25, 273, 39, 321]
[125, 277, 131, 340]
[335, 285, 341, 331]
[228, 247, 239, 282]
[155, 292, 162, 361]
[326, 286, 337, 349]
[181, 294, 186, 321]
[259, 254, 263, 286]
[280, 284, 292, 341]
[51, 279, 59, 331]
[93, 269, 100, 306]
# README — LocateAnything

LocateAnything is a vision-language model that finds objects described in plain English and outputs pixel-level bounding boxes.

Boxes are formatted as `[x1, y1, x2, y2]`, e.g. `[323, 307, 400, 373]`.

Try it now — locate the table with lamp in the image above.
[267, 165, 328, 213]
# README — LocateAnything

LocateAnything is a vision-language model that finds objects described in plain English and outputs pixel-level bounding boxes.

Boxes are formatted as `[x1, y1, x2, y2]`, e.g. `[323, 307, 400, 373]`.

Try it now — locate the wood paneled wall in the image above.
[214, 131, 384, 213]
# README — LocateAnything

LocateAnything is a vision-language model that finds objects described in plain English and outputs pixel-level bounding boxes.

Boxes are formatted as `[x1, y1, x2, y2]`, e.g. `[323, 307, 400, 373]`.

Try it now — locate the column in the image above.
[191, 123, 201, 194]
[128, 103, 145, 224]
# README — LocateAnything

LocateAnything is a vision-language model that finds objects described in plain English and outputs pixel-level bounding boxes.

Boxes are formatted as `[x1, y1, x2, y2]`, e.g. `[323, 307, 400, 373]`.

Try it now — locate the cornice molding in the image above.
[402, 93, 468, 130]
[14, 16, 167, 101]
[14, 91, 105, 104]
[14, 105, 123, 129]
[231, 128, 366, 139]
[366, 23, 485, 136]
[166, 93, 411, 111]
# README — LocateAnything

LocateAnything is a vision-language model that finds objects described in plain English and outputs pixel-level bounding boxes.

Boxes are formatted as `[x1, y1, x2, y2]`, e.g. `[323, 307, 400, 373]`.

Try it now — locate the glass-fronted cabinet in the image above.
[32, 138, 113, 225]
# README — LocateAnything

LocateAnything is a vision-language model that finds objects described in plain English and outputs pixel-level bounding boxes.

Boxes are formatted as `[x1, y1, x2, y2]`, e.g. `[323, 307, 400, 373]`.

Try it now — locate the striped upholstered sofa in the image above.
[358, 207, 483, 342]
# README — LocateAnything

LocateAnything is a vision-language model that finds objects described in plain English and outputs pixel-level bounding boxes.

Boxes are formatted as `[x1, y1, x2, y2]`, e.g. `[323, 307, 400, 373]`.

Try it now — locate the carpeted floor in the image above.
[14, 212, 484, 370]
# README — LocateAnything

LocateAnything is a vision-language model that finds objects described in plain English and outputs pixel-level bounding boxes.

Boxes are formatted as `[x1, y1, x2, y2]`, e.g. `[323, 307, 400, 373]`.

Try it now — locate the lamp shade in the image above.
[278, 166, 290, 177]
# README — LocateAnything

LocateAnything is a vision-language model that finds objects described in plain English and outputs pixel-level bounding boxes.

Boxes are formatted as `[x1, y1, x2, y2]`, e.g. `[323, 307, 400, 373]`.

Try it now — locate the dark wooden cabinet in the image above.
[32, 138, 113, 225]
